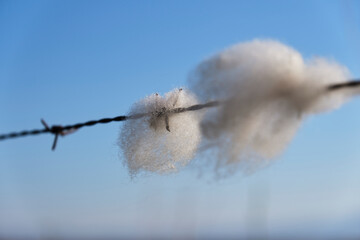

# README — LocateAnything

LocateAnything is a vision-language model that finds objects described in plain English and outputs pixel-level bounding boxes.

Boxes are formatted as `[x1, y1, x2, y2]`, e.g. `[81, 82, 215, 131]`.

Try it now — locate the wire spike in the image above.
[41, 119, 50, 130]
[52, 133, 59, 151]
[165, 115, 170, 132]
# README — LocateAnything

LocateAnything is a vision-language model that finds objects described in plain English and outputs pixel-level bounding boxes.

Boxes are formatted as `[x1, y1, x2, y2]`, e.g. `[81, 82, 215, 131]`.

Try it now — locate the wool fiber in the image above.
[189, 40, 353, 172]
[119, 88, 202, 176]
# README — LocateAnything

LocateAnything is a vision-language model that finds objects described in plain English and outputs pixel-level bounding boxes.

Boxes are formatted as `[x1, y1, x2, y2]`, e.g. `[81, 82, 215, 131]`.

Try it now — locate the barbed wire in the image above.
[327, 80, 360, 90]
[0, 80, 358, 150]
[0, 100, 220, 150]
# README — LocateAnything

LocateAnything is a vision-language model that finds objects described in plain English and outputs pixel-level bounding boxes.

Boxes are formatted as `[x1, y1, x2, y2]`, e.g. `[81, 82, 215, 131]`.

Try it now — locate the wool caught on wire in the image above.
[189, 39, 357, 174]
[1, 39, 359, 178]
[119, 88, 202, 176]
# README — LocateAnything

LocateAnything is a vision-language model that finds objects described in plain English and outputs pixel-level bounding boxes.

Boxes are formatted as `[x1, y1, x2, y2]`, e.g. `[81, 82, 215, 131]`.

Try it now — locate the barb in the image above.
[41, 119, 78, 150]
[0, 78, 359, 150]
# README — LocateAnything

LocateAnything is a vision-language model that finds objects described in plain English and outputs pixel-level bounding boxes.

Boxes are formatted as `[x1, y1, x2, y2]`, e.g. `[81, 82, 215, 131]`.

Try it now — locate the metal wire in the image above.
[0, 79, 358, 150]
[0, 116, 128, 141]
[327, 80, 360, 90]
[0, 101, 220, 150]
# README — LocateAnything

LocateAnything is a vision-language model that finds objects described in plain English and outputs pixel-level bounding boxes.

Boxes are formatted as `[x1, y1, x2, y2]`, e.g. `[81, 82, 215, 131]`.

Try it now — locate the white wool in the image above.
[189, 39, 352, 172]
[119, 88, 202, 176]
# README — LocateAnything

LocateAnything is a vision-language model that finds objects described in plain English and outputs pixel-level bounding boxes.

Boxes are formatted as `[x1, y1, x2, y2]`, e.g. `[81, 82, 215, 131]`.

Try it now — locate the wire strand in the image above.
[0, 101, 220, 146]
[327, 80, 360, 90]
[0, 79, 358, 149]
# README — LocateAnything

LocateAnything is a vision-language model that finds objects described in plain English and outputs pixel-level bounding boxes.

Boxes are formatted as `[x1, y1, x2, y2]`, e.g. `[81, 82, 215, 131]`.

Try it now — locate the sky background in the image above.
[0, 0, 360, 239]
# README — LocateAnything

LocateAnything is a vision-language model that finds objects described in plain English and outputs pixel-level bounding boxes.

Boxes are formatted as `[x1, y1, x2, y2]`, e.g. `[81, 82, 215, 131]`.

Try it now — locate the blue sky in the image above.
[0, 0, 360, 239]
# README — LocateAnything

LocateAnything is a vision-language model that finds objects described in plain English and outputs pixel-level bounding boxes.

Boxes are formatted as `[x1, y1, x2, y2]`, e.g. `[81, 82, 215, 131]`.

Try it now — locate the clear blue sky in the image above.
[0, 0, 360, 239]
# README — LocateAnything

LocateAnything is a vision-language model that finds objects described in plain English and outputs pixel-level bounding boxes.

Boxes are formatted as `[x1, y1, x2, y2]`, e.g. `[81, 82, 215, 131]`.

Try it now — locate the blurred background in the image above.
[0, 0, 359, 239]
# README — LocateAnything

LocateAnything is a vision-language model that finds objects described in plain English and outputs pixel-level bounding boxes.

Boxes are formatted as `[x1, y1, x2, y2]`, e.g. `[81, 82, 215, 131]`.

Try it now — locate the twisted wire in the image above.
[327, 80, 360, 90]
[0, 79, 358, 149]
[0, 101, 220, 142]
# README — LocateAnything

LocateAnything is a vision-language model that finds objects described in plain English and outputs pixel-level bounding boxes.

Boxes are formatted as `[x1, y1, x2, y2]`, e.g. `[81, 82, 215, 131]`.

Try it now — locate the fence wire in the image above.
[0, 80, 358, 150]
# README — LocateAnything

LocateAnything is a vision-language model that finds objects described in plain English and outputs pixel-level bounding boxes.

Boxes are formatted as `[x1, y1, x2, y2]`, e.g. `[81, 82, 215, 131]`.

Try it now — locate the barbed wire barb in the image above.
[41, 119, 78, 150]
